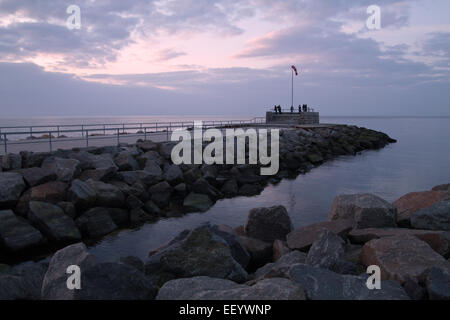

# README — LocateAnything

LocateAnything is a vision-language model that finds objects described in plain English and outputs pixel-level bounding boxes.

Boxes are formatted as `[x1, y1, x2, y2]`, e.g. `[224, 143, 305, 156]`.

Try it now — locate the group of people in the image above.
[273, 104, 308, 114]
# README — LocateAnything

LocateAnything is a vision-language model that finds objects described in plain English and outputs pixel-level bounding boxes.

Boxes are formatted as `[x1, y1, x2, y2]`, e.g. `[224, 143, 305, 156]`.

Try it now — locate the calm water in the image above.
[83, 116, 450, 262]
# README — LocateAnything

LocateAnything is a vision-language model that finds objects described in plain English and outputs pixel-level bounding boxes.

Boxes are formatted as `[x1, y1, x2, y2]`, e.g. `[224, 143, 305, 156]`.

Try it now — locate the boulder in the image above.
[183, 167, 201, 184]
[108, 208, 129, 227]
[137, 140, 158, 152]
[144, 200, 161, 215]
[149, 181, 172, 209]
[239, 184, 261, 196]
[57, 201, 77, 219]
[328, 193, 397, 229]
[432, 183, 450, 192]
[29, 181, 67, 203]
[244, 205, 293, 243]
[163, 164, 184, 185]
[286, 219, 353, 251]
[16, 167, 56, 187]
[192, 178, 222, 199]
[410, 201, 450, 231]
[75, 207, 118, 238]
[306, 229, 357, 275]
[286, 264, 410, 300]
[130, 208, 154, 226]
[28, 201, 81, 243]
[239, 236, 273, 269]
[145, 225, 248, 284]
[85, 179, 125, 208]
[41, 157, 80, 182]
[119, 170, 162, 186]
[423, 267, 450, 300]
[253, 250, 307, 281]
[120, 256, 145, 272]
[67, 179, 97, 211]
[221, 179, 238, 197]
[393, 191, 450, 227]
[361, 235, 449, 283]
[0, 209, 44, 252]
[348, 228, 450, 258]
[1, 153, 22, 170]
[0, 172, 26, 208]
[183, 192, 213, 212]
[114, 151, 139, 171]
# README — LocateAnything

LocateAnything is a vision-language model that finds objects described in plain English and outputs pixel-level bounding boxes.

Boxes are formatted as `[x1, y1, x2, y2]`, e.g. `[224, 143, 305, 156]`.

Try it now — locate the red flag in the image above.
[291, 65, 298, 76]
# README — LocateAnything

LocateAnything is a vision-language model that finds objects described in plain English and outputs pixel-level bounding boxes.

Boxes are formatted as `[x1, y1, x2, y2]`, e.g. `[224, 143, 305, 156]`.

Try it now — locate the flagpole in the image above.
[291, 68, 294, 108]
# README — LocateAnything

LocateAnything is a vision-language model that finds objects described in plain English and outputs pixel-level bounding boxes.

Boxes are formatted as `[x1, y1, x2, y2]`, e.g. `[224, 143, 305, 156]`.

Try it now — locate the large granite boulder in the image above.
[28, 201, 81, 243]
[252, 250, 307, 281]
[75, 207, 118, 238]
[238, 236, 273, 269]
[348, 228, 450, 258]
[286, 219, 353, 251]
[1, 153, 22, 170]
[41, 157, 80, 182]
[192, 178, 222, 200]
[163, 164, 184, 185]
[114, 151, 139, 171]
[306, 229, 357, 275]
[361, 235, 449, 283]
[183, 192, 213, 212]
[410, 201, 450, 231]
[0, 209, 44, 252]
[328, 193, 397, 229]
[244, 205, 293, 243]
[85, 179, 125, 208]
[149, 181, 172, 209]
[0, 172, 26, 208]
[286, 264, 410, 300]
[16, 167, 56, 187]
[67, 179, 97, 211]
[145, 225, 248, 285]
[423, 267, 450, 300]
[157, 276, 305, 300]
[393, 191, 450, 227]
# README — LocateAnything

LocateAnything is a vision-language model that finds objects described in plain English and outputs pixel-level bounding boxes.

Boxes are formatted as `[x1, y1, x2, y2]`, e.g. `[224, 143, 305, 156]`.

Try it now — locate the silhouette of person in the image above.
[278, 105, 282, 114]
[303, 104, 307, 112]
[298, 105, 302, 113]
[274, 105, 278, 114]
[290, 106, 294, 113]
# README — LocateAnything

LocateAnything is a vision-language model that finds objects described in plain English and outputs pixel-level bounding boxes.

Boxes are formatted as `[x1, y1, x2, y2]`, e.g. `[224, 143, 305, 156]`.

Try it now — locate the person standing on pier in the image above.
[290, 106, 294, 113]
[298, 105, 302, 113]
[274, 105, 278, 114]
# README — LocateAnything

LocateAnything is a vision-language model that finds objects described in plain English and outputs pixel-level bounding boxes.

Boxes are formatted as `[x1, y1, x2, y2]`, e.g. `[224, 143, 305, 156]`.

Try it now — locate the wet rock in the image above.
[238, 183, 261, 196]
[163, 164, 184, 185]
[145, 225, 248, 284]
[149, 181, 172, 209]
[16, 167, 56, 187]
[114, 151, 139, 171]
[239, 236, 273, 269]
[306, 229, 357, 275]
[130, 208, 154, 226]
[361, 235, 449, 283]
[244, 205, 293, 243]
[348, 228, 450, 258]
[183, 192, 213, 212]
[423, 267, 450, 300]
[0, 209, 44, 252]
[328, 193, 397, 229]
[67, 179, 97, 211]
[144, 200, 161, 215]
[286, 264, 410, 300]
[108, 208, 129, 227]
[221, 179, 238, 197]
[410, 201, 450, 231]
[28, 201, 81, 243]
[192, 178, 222, 199]
[286, 219, 353, 251]
[41, 157, 80, 182]
[75, 207, 118, 238]
[183, 167, 202, 184]
[126, 194, 144, 209]
[0, 172, 26, 208]
[394, 191, 450, 227]
[85, 179, 125, 208]
[253, 250, 307, 281]
[137, 140, 158, 152]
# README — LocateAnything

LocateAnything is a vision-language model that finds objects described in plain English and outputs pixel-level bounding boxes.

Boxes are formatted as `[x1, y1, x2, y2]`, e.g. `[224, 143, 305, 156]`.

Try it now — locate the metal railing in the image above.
[0, 117, 266, 154]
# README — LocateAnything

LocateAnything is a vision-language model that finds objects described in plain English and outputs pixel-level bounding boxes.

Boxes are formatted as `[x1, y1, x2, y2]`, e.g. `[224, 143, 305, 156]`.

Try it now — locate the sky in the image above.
[0, 0, 449, 117]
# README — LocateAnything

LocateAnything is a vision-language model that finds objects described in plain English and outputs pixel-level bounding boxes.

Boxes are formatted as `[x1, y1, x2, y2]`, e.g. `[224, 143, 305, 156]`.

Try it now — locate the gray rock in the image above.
[287, 264, 410, 300]
[328, 193, 397, 229]
[114, 151, 139, 171]
[149, 181, 172, 209]
[183, 192, 213, 212]
[411, 201, 450, 231]
[424, 267, 450, 300]
[144, 200, 161, 215]
[16, 167, 56, 187]
[221, 179, 238, 197]
[57, 202, 77, 219]
[108, 208, 129, 227]
[1, 153, 22, 170]
[239, 236, 273, 269]
[85, 179, 125, 208]
[164, 164, 184, 185]
[41, 243, 98, 299]
[0, 172, 26, 208]
[137, 141, 158, 152]
[183, 167, 201, 184]
[126, 194, 144, 209]
[244, 205, 293, 243]
[253, 250, 307, 281]
[120, 256, 145, 272]
[239, 183, 261, 196]
[273, 239, 291, 261]
[192, 178, 222, 199]
[306, 229, 358, 275]
[67, 179, 97, 211]
[28, 201, 81, 242]
[41, 157, 80, 182]
[0, 209, 44, 252]
[130, 208, 154, 226]
[75, 207, 118, 238]
[145, 225, 248, 284]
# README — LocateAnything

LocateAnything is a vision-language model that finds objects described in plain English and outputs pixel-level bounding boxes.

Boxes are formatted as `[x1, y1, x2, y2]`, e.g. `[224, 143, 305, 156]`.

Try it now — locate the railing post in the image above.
[3, 133, 6, 154]
[122, 124, 125, 134]
[81, 125, 84, 137]
[144, 127, 147, 141]
[57, 126, 60, 137]
[29, 126, 32, 139]
[155, 123, 158, 132]
[103, 125, 106, 135]
[166, 126, 169, 141]
[49, 131, 52, 152]
[86, 130, 89, 147]
[117, 129, 120, 146]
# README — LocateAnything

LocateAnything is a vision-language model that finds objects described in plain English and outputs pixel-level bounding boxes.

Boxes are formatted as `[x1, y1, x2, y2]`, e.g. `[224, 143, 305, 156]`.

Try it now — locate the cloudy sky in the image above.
[0, 0, 449, 117]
